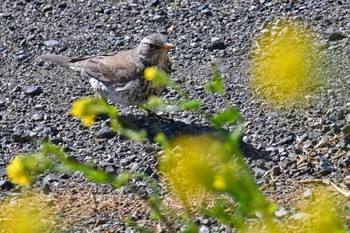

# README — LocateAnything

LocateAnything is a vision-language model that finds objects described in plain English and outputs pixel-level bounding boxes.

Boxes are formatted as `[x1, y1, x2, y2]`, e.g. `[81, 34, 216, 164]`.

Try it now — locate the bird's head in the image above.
[137, 33, 174, 66]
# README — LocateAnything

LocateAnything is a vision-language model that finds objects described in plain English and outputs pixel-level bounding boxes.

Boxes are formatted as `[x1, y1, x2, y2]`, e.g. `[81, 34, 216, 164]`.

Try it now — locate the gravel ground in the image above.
[0, 0, 349, 232]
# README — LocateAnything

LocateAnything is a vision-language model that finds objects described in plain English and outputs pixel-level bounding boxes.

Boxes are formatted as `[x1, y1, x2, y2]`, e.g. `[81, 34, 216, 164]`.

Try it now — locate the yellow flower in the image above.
[250, 19, 325, 107]
[71, 97, 112, 127]
[144, 66, 170, 87]
[0, 191, 58, 233]
[160, 134, 231, 205]
[144, 66, 157, 81]
[213, 175, 226, 191]
[7, 156, 31, 186]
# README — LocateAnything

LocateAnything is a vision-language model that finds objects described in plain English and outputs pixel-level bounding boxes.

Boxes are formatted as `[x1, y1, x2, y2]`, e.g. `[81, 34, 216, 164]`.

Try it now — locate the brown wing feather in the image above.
[75, 50, 141, 87]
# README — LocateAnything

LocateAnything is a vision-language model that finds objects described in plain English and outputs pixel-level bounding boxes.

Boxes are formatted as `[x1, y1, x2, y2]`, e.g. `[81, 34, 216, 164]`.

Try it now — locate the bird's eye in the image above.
[148, 43, 159, 50]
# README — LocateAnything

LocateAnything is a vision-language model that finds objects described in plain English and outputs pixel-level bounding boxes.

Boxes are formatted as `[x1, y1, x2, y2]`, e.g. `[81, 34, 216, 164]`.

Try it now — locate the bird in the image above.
[39, 33, 175, 106]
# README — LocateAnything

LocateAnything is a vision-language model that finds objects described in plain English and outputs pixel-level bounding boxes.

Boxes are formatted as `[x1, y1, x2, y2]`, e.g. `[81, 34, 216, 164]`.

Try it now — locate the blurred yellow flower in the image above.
[213, 175, 226, 191]
[7, 156, 31, 186]
[144, 66, 170, 87]
[71, 96, 112, 127]
[144, 66, 157, 81]
[0, 191, 58, 233]
[160, 134, 231, 205]
[250, 19, 325, 107]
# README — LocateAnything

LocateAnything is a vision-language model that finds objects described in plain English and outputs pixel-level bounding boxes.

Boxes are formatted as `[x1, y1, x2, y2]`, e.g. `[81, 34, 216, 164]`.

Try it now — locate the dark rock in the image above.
[329, 32, 346, 41]
[58, 1, 67, 8]
[319, 158, 336, 176]
[280, 135, 294, 144]
[209, 38, 226, 51]
[201, 9, 213, 16]
[42, 5, 53, 11]
[12, 129, 31, 143]
[298, 133, 309, 142]
[272, 166, 282, 176]
[341, 125, 350, 135]
[95, 126, 116, 139]
[153, 15, 166, 23]
[324, 26, 347, 41]
[149, 0, 160, 7]
[0, 179, 14, 191]
[25, 86, 43, 96]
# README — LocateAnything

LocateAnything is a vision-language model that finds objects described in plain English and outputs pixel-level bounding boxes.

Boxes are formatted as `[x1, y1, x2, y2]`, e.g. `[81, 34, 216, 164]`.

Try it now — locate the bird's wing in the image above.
[70, 50, 141, 90]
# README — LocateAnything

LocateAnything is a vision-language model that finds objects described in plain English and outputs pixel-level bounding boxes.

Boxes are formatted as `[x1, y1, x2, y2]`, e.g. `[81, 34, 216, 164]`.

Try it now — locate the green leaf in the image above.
[113, 173, 131, 188]
[145, 96, 165, 109]
[181, 99, 201, 110]
[119, 128, 147, 141]
[210, 107, 244, 128]
[205, 64, 225, 94]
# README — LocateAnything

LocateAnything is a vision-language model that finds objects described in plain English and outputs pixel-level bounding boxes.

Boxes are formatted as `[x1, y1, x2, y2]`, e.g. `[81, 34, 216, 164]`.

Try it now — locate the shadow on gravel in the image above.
[118, 114, 269, 161]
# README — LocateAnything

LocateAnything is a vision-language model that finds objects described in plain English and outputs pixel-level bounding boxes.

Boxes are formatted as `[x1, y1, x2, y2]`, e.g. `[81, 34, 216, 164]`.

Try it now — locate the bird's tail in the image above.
[39, 54, 73, 67]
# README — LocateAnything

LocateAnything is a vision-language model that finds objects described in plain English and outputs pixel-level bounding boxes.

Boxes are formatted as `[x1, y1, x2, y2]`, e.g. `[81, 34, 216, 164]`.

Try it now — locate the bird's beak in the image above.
[163, 43, 175, 50]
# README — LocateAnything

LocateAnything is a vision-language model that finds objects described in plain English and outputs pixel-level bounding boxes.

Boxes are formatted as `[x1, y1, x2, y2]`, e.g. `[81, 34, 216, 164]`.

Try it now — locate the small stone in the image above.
[25, 86, 43, 96]
[58, 1, 67, 8]
[266, 146, 276, 152]
[0, 179, 14, 191]
[341, 125, 350, 135]
[319, 158, 336, 176]
[130, 212, 139, 221]
[252, 167, 266, 178]
[201, 8, 213, 16]
[1, 13, 12, 19]
[95, 6, 104, 13]
[16, 50, 28, 61]
[345, 113, 350, 123]
[339, 139, 348, 149]
[280, 135, 294, 144]
[275, 208, 288, 218]
[105, 166, 115, 173]
[337, 109, 345, 120]
[130, 163, 139, 171]
[0, 167, 7, 176]
[44, 39, 60, 47]
[199, 225, 210, 233]
[42, 5, 53, 12]
[31, 113, 44, 121]
[329, 32, 346, 41]
[303, 188, 313, 198]
[309, 131, 321, 140]
[298, 133, 309, 142]
[95, 126, 116, 139]
[209, 38, 226, 51]
[153, 15, 166, 23]
[43, 174, 59, 184]
[12, 129, 31, 143]
[324, 26, 346, 41]
[272, 166, 282, 176]
[149, 0, 160, 7]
